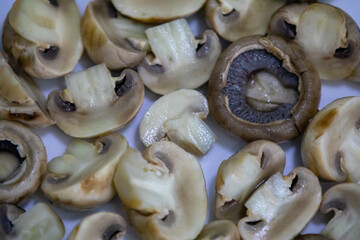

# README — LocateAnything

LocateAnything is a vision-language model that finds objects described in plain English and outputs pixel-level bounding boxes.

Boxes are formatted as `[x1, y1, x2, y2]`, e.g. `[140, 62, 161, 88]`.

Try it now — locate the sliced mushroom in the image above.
[82, 0, 149, 70]
[320, 183, 360, 240]
[216, 140, 285, 223]
[111, 0, 205, 23]
[208, 35, 320, 142]
[47, 64, 144, 138]
[205, 0, 285, 42]
[0, 203, 64, 240]
[41, 133, 128, 210]
[269, 3, 360, 81]
[138, 18, 221, 95]
[0, 120, 46, 203]
[139, 89, 216, 156]
[114, 141, 207, 240]
[2, 0, 83, 79]
[196, 220, 240, 240]
[294, 234, 333, 240]
[238, 167, 322, 240]
[68, 212, 126, 240]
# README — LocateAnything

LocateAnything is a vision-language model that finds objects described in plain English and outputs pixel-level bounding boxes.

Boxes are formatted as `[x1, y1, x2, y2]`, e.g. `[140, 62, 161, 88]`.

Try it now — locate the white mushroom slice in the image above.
[82, 1, 149, 70]
[47, 64, 144, 138]
[138, 19, 221, 95]
[68, 212, 126, 240]
[41, 133, 128, 210]
[140, 89, 216, 155]
[114, 141, 207, 240]
[2, 0, 83, 79]
[196, 220, 240, 240]
[216, 140, 286, 223]
[302, 97, 360, 182]
[238, 167, 321, 240]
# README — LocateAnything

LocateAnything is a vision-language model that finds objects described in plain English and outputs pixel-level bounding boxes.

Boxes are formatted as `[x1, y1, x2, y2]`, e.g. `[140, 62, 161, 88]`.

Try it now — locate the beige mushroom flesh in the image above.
[196, 220, 240, 240]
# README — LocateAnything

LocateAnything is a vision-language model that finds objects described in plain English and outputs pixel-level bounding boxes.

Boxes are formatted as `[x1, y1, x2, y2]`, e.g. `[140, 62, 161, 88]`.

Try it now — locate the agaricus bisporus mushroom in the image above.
[302, 97, 360, 182]
[0, 203, 65, 240]
[238, 167, 322, 240]
[205, 0, 285, 42]
[0, 120, 46, 203]
[81, 0, 149, 70]
[208, 35, 320, 142]
[196, 220, 240, 240]
[41, 133, 128, 210]
[138, 18, 221, 95]
[114, 141, 207, 240]
[2, 0, 83, 79]
[139, 89, 216, 156]
[216, 140, 285, 223]
[0, 52, 53, 128]
[269, 3, 360, 81]
[47, 64, 144, 138]
[294, 234, 333, 240]
[67, 212, 126, 240]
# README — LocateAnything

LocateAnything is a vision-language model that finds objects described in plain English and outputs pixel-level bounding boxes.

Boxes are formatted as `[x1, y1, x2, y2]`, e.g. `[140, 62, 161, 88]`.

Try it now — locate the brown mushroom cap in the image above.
[196, 220, 240, 240]
[208, 35, 320, 142]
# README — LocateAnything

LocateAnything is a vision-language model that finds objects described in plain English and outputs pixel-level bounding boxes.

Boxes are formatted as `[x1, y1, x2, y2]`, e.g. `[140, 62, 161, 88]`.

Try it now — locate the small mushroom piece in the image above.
[41, 133, 128, 210]
[0, 203, 65, 240]
[294, 234, 333, 240]
[209, 35, 320, 142]
[114, 141, 207, 240]
[0, 120, 46, 203]
[82, 0, 150, 70]
[47, 64, 144, 138]
[216, 140, 286, 223]
[196, 220, 240, 240]
[238, 167, 322, 240]
[67, 212, 126, 240]
[138, 19, 221, 95]
[2, 0, 83, 79]
[269, 3, 360, 81]
[139, 89, 216, 156]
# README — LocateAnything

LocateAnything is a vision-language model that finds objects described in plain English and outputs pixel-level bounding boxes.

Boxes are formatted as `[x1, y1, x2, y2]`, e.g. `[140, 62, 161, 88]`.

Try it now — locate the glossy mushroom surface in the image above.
[196, 220, 240, 240]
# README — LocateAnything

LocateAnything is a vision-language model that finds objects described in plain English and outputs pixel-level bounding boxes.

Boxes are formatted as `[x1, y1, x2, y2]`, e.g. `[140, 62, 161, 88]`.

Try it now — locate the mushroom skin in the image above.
[0, 120, 46, 204]
[67, 212, 126, 240]
[216, 140, 286, 223]
[81, 0, 149, 70]
[2, 0, 83, 79]
[138, 19, 221, 95]
[47, 64, 144, 138]
[294, 234, 333, 240]
[114, 141, 207, 240]
[41, 133, 128, 210]
[238, 167, 322, 240]
[208, 35, 320, 142]
[196, 220, 240, 240]
[269, 3, 360, 81]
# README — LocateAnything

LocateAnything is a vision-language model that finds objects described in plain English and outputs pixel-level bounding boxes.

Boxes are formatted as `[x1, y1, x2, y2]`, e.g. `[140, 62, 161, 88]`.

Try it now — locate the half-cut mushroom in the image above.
[238, 167, 321, 240]
[138, 18, 221, 95]
[47, 64, 144, 138]
[196, 220, 240, 240]
[216, 140, 285, 223]
[114, 141, 207, 240]
[41, 133, 128, 210]
[2, 0, 83, 79]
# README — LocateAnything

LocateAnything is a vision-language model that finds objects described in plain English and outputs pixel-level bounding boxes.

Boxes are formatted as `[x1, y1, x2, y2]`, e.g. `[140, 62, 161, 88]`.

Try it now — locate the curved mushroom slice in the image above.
[138, 19, 221, 95]
[0, 203, 64, 240]
[41, 133, 128, 210]
[205, 0, 284, 42]
[269, 3, 360, 81]
[82, 1, 149, 70]
[68, 212, 126, 240]
[196, 220, 240, 240]
[238, 167, 322, 240]
[2, 0, 83, 79]
[0, 120, 46, 204]
[114, 141, 207, 240]
[140, 89, 216, 156]
[294, 234, 333, 240]
[47, 64, 144, 138]
[216, 140, 285, 223]
[111, 0, 205, 23]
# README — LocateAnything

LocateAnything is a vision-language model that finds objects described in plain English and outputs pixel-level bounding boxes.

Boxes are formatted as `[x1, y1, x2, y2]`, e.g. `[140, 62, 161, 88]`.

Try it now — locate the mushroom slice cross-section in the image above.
[41, 133, 129, 210]
[238, 167, 322, 240]
[114, 141, 207, 240]
[47, 64, 144, 138]
[2, 0, 83, 79]
[196, 220, 240, 240]
[138, 18, 221, 95]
